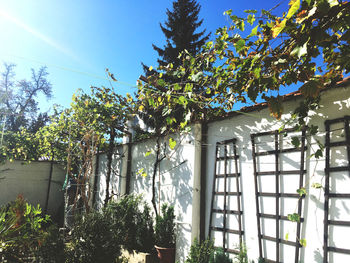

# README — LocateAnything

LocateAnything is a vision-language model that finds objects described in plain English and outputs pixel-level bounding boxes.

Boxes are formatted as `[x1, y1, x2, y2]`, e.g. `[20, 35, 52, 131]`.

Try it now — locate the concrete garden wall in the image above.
[0, 160, 65, 222]
[95, 83, 350, 263]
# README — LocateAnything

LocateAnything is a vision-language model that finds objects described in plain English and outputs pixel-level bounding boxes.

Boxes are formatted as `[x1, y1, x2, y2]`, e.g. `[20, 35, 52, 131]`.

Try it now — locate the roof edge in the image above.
[207, 76, 350, 124]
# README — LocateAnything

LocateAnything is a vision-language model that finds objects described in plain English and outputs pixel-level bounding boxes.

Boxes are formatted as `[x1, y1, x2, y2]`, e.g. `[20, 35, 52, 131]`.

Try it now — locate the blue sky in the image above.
[0, 0, 289, 112]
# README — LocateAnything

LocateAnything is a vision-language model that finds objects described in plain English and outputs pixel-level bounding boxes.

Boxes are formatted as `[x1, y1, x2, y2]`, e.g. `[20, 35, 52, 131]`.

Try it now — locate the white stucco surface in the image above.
[205, 86, 350, 263]
[94, 147, 123, 210]
[95, 84, 350, 262]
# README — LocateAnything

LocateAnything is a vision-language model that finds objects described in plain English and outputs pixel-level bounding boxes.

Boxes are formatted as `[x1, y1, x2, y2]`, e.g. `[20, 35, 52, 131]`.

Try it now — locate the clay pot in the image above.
[154, 245, 175, 263]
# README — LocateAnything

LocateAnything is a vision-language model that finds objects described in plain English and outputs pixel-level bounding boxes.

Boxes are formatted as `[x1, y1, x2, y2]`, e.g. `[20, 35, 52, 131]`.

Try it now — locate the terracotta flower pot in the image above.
[154, 245, 175, 263]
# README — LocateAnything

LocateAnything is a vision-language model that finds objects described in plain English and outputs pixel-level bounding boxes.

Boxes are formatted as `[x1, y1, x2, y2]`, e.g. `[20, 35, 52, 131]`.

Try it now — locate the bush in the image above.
[0, 195, 50, 262]
[155, 203, 175, 248]
[210, 248, 232, 263]
[105, 194, 155, 253]
[185, 238, 214, 263]
[35, 224, 66, 263]
[234, 243, 248, 263]
[66, 210, 120, 263]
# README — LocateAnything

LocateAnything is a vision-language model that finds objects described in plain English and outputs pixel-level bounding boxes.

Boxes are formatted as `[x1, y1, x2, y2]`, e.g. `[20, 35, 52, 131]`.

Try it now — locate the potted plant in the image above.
[154, 203, 176, 263]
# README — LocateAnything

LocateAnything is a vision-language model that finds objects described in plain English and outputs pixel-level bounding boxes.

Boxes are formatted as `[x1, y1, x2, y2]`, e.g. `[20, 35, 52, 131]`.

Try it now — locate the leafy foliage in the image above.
[210, 248, 233, 263]
[185, 238, 214, 263]
[287, 213, 301, 222]
[137, 0, 350, 141]
[67, 210, 121, 263]
[104, 194, 155, 253]
[155, 203, 176, 248]
[0, 195, 51, 262]
[35, 224, 66, 263]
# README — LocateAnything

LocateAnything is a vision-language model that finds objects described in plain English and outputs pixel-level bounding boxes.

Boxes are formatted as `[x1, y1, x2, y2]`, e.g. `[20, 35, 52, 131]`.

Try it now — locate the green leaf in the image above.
[244, 9, 258, 14]
[311, 183, 323, 189]
[266, 96, 283, 119]
[248, 25, 259, 37]
[180, 121, 187, 129]
[272, 19, 286, 38]
[285, 232, 289, 240]
[288, 213, 300, 222]
[309, 125, 318, 136]
[224, 9, 232, 16]
[178, 96, 188, 106]
[315, 149, 323, 159]
[237, 20, 245, 31]
[234, 39, 245, 53]
[286, 0, 300, 19]
[247, 14, 255, 25]
[191, 71, 203, 82]
[253, 67, 261, 78]
[327, 0, 338, 7]
[299, 80, 322, 98]
[144, 151, 152, 157]
[137, 168, 147, 178]
[169, 137, 177, 150]
[291, 137, 301, 148]
[297, 187, 307, 197]
[299, 238, 307, 247]
[290, 41, 308, 58]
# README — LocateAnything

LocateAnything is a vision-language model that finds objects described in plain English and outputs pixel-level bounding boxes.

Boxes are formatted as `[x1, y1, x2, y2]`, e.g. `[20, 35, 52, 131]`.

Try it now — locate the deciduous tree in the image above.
[0, 63, 52, 132]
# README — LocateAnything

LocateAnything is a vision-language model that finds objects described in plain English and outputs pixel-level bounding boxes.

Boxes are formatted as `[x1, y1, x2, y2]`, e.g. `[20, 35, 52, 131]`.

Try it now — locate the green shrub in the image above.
[135, 203, 155, 253]
[185, 238, 214, 263]
[155, 203, 175, 248]
[0, 195, 50, 261]
[234, 243, 248, 263]
[67, 210, 120, 263]
[105, 194, 155, 253]
[35, 224, 66, 263]
[210, 248, 232, 263]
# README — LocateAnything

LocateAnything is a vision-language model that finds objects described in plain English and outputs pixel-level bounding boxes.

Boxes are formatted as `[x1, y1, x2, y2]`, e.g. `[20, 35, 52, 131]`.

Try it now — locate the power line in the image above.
[2, 53, 138, 89]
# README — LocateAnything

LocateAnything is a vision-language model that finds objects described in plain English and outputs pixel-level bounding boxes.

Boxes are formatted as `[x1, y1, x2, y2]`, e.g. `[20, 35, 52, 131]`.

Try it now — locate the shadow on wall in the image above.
[95, 149, 123, 210]
[131, 136, 193, 262]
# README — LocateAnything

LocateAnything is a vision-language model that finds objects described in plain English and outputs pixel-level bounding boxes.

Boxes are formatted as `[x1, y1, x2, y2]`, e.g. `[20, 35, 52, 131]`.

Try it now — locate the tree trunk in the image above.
[152, 137, 161, 217]
[104, 129, 116, 207]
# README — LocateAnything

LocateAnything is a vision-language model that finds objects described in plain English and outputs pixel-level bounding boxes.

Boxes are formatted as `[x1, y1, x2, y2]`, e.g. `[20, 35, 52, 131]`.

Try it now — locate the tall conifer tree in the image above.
[143, 0, 210, 72]
[153, 0, 210, 67]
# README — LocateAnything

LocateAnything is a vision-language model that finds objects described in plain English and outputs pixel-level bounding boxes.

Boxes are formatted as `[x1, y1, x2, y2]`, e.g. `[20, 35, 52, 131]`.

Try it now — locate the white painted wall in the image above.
[0, 160, 65, 221]
[94, 147, 123, 210]
[129, 131, 195, 262]
[205, 86, 350, 263]
[96, 85, 350, 262]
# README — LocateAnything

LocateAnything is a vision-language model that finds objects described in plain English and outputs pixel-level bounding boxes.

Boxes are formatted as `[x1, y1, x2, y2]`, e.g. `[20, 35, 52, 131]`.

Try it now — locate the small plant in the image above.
[135, 203, 155, 253]
[67, 210, 121, 263]
[0, 195, 51, 262]
[234, 243, 248, 263]
[35, 224, 66, 263]
[104, 194, 155, 253]
[210, 248, 232, 263]
[185, 238, 214, 263]
[155, 203, 176, 248]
